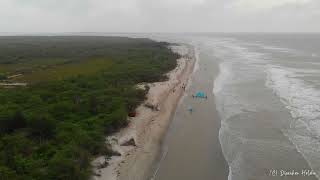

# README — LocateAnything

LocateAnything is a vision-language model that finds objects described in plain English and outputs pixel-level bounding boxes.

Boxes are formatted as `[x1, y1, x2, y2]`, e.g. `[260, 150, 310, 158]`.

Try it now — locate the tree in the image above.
[0, 166, 18, 180]
[48, 146, 90, 180]
[48, 101, 73, 120]
[27, 114, 56, 139]
[0, 108, 26, 134]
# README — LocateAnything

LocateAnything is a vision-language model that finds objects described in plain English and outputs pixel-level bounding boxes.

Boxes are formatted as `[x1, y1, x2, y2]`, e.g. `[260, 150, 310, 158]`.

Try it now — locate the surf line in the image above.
[151, 146, 169, 180]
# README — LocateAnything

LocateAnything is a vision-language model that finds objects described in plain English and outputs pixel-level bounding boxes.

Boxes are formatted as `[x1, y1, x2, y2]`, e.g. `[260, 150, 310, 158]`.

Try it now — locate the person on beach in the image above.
[188, 106, 193, 113]
[181, 84, 186, 91]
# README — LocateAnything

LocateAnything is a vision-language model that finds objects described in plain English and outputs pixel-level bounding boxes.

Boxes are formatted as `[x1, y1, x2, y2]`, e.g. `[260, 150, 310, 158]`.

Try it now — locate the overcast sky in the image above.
[1, 0, 319, 33]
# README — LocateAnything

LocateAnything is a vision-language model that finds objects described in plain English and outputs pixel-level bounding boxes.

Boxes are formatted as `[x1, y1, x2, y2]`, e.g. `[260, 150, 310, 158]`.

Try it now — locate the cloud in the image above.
[233, 0, 312, 10]
[0, 0, 319, 32]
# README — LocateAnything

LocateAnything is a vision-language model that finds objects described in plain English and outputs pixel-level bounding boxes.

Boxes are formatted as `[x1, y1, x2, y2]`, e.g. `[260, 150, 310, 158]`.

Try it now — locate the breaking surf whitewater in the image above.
[207, 34, 320, 180]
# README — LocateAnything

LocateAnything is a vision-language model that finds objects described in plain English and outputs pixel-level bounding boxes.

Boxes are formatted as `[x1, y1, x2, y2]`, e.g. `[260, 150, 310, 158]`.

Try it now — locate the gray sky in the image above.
[1, 0, 319, 33]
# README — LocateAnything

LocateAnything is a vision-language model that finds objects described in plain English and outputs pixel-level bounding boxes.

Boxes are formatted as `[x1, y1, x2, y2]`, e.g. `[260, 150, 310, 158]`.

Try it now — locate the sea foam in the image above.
[266, 66, 320, 179]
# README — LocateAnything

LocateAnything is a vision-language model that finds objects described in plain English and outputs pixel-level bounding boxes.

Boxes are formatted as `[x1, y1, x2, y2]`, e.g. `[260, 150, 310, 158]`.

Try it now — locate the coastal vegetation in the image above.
[0, 36, 179, 180]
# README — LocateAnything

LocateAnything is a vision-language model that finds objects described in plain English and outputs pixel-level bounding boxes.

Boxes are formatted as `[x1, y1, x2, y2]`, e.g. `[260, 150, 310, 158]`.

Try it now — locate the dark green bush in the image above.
[0, 37, 179, 179]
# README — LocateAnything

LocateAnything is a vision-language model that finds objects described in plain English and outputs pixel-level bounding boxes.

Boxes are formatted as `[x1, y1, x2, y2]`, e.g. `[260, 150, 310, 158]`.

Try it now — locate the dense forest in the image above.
[0, 36, 179, 179]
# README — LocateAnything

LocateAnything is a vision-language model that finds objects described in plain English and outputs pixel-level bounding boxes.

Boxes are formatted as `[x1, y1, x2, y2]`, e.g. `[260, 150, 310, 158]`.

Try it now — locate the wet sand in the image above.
[153, 48, 229, 180]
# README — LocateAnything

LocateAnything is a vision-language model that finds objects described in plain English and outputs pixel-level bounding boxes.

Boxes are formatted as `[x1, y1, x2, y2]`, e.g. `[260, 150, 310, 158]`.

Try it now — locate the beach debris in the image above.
[144, 102, 154, 109]
[128, 111, 137, 117]
[105, 148, 121, 157]
[144, 103, 160, 111]
[120, 138, 136, 147]
[93, 172, 101, 177]
[93, 155, 110, 171]
[105, 143, 121, 156]
[97, 159, 109, 169]
[187, 106, 193, 113]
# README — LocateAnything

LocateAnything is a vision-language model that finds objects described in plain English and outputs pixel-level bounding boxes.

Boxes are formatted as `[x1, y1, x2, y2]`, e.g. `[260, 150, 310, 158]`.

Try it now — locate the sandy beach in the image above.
[153, 43, 229, 180]
[91, 44, 196, 180]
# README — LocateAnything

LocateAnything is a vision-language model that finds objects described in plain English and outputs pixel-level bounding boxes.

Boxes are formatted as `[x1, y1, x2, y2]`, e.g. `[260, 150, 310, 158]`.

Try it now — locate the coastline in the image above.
[92, 43, 196, 180]
[152, 41, 229, 180]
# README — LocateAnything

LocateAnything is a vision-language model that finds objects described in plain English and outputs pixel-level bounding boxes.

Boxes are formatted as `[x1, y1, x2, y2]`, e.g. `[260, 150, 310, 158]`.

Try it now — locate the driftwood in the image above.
[120, 138, 136, 147]
[144, 103, 160, 111]
[128, 111, 137, 117]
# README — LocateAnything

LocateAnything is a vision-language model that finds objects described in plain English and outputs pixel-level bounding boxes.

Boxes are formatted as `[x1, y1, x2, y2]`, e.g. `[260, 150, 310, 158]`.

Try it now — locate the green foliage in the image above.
[0, 166, 19, 180]
[48, 145, 90, 180]
[0, 107, 26, 134]
[27, 114, 56, 139]
[0, 37, 179, 179]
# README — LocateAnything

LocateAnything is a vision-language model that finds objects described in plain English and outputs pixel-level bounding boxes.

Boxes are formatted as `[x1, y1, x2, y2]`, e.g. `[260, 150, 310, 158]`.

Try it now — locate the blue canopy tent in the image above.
[193, 91, 207, 99]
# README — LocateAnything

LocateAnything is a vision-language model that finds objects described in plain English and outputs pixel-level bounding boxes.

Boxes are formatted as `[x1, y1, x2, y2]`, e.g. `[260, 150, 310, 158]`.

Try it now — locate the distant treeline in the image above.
[0, 36, 165, 64]
[0, 36, 179, 179]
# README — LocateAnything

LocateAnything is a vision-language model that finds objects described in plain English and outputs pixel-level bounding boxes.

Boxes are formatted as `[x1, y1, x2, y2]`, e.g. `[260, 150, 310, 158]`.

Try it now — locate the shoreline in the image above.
[92, 43, 196, 180]
[151, 41, 229, 180]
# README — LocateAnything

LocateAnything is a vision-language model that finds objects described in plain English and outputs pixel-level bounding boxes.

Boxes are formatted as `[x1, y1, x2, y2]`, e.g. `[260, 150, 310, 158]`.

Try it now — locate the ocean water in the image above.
[209, 34, 320, 180]
[136, 33, 320, 180]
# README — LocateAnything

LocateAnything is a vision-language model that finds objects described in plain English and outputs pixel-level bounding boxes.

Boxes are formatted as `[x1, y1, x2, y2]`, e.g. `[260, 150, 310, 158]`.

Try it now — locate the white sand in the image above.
[91, 44, 196, 180]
